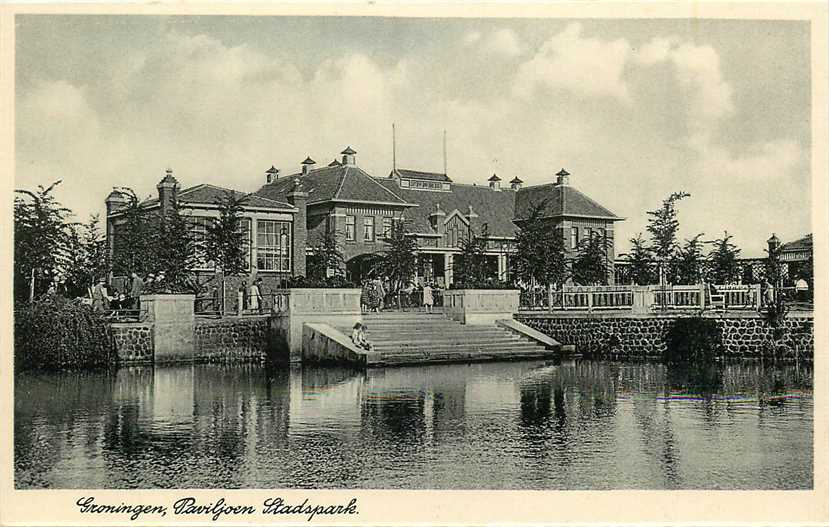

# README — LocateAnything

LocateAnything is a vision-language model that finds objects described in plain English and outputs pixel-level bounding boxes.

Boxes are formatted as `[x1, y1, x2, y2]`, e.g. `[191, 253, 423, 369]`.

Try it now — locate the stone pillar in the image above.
[287, 179, 308, 278]
[141, 294, 195, 362]
[446, 253, 454, 286]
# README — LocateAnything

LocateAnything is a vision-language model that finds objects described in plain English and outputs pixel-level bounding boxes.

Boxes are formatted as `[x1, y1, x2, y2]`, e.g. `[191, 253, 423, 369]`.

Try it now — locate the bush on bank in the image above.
[14, 295, 117, 371]
[664, 317, 723, 364]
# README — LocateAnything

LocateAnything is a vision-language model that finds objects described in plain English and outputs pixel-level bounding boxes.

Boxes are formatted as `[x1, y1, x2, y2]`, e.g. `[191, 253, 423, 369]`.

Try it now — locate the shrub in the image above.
[664, 317, 723, 364]
[284, 275, 356, 289]
[14, 295, 117, 371]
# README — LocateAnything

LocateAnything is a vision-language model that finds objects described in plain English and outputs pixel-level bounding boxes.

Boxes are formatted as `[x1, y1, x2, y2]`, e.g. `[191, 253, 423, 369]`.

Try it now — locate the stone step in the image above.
[370, 335, 525, 348]
[376, 346, 554, 365]
[373, 340, 545, 353]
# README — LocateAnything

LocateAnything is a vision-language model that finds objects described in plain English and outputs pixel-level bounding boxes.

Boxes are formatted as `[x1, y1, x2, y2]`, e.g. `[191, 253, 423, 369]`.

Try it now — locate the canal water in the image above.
[15, 360, 812, 489]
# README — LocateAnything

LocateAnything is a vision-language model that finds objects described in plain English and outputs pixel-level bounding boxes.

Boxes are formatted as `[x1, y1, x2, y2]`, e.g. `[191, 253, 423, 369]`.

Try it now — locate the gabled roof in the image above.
[328, 159, 342, 167]
[781, 234, 812, 252]
[377, 179, 518, 238]
[514, 183, 622, 221]
[256, 165, 413, 207]
[136, 184, 295, 212]
[390, 168, 453, 183]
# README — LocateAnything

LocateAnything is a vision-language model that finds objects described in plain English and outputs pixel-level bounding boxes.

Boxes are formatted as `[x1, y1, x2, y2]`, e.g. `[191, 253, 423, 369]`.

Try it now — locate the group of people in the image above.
[237, 277, 265, 314]
[90, 272, 146, 314]
[359, 277, 436, 313]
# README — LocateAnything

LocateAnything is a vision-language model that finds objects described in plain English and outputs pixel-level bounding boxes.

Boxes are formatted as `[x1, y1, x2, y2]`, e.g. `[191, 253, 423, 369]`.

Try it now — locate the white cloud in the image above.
[512, 22, 631, 101]
[482, 29, 523, 58]
[462, 30, 482, 46]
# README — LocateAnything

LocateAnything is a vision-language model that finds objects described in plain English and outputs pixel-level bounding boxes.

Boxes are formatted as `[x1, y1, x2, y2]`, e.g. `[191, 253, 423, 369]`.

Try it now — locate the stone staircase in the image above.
[338, 312, 558, 366]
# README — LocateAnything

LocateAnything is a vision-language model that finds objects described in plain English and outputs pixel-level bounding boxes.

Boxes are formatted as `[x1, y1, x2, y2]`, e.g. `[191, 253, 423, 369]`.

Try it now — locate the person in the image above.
[109, 288, 121, 310]
[763, 279, 775, 307]
[130, 272, 144, 310]
[145, 273, 155, 294]
[422, 281, 434, 313]
[91, 278, 108, 313]
[237, 281, 247, 315]
[249, 278, 263, 313]
[372, 276, 386, 312]
[350, 322, 373, 351]
[360, 279, 372, 313]
[211, 285, 221, 314]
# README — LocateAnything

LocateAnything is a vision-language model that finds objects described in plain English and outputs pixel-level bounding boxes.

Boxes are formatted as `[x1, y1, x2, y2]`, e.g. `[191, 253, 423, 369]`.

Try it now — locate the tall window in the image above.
[598, 227, 606, 241]
[570, 227, 579, 249]
[345, 215, 356, 241]
[584, 227, 592, 241]
[382, 217, 393, 238]
[363, 216, 375, 241]
[256, 220, 290, 272]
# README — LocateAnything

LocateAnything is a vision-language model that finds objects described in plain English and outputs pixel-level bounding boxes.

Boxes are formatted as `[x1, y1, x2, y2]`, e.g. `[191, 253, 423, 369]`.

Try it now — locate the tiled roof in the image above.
[138, 184, 294, 211]
[302, 157, 316, 165]
[514, 183, 622, 221]
[781, 234, 812, 252]
[488, 174, 502, 182]
[256, 165, 412, 206]
[510, 177, 523, 184]
[390, 168, 453, 183]
[377, 180, 518, 238]
[341, 146, 357, 155]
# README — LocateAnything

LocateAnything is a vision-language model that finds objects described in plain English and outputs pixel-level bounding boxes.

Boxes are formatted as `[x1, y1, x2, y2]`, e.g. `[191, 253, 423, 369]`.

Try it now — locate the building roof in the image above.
[328, 159, 342, 167]
[377, 179, 519, 238]
[136, 183, 295, 212]
[488, 174, 501, 182]
[256, 164, 413, 207]
[781, 234, 812, 253]
[390, 168, 453, 183]
[302, 157, 316, 165]
[514, 183, 622, 221]
[341, 146, 357, 155]
[510, 177, 523, 184]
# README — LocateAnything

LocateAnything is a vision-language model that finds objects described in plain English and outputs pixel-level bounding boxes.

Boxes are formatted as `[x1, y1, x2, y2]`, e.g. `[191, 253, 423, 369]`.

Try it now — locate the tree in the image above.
[63, 214, 108, 298]
[14, 180, 76, 302]
[707, 232, 741, 284]
[623, 234, 654, 285]
[378, 220, 418, 294]
[453, 224, 492, 287]
[646, 191, 690, 283]
[306, 230, 345, 280]
[572, 234, 610, 285]
[513, 201, 568, 287]
[674, 233, 706, 285]
[110, 188, 156, 277]
[151, 202, 199, 293]
[204, 190, 251, 312]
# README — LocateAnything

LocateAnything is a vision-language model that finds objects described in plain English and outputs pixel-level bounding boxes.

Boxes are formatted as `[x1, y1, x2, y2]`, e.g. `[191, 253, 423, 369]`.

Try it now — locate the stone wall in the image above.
[193, 316, 272, 363]
[111, 323, 153, 363]
[516, 312, 813, 360]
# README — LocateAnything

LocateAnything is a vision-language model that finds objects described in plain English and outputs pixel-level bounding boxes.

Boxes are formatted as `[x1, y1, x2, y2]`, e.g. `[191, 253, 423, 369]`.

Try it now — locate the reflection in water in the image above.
[15, 359, 813, 490]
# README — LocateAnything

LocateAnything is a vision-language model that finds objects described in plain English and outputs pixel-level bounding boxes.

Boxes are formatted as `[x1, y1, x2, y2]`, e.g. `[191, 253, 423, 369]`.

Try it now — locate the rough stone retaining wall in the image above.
[516, 312, 813, 360]
[111, 323, 154, 363]
[193, 316, 271, 363]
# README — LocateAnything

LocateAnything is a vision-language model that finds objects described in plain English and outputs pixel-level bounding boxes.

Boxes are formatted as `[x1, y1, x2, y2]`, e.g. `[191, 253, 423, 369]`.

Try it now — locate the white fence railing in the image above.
[520, 283, 762, 313]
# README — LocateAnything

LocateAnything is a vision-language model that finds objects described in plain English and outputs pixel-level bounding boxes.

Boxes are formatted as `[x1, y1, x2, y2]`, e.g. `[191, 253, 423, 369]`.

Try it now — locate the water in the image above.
[15, 360, 812, 489]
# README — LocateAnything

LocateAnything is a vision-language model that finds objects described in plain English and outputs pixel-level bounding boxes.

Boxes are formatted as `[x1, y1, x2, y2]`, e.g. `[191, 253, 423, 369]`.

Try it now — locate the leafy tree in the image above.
[378, 220, 418, 294]
[63, 214, 108, 298]
[674, 233, 706, 285]
[764, 239, 789, 328]
[453, 224, 492, 287]
[707, 231, 741, 284]
[623, 234, 654, 285]
[151, 202, 199, 293]
[646, 191, 690, 283]
[307, 230, 345, 280]
[14, 180, 76, 302]
[572, 234, 610, 285]
[203, 190, 251, 312]
[513, 201, 568, 287]
[110, 188, 156, 277]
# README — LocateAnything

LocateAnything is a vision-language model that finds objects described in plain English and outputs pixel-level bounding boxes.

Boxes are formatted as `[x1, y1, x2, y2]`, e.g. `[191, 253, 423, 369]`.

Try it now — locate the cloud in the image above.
[513, 23, 631, 101]
[462, 30, 482, 46]
[482, 29, 523, 58]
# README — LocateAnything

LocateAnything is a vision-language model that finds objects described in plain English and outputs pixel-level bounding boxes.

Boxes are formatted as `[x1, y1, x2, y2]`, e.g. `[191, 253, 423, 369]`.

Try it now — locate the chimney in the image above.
[156, 168, 179, 216]
[510, 176, 523, 191]
[429, 202, 446, 238]
[265, 165, 279, 184]
[341, 146, 357, 166]
[767, 233, 782, 254]
[105, 189, 130, 274]
[301, 156, 316, 175]
[556, 168, 570, 186]
[287, 178, 308, 278]
[488, 173, 502, 191]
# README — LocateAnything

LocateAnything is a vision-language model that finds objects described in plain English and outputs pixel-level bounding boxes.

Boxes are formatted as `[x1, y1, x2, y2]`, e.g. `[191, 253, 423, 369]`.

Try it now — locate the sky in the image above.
[15, 15, 811, 256]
